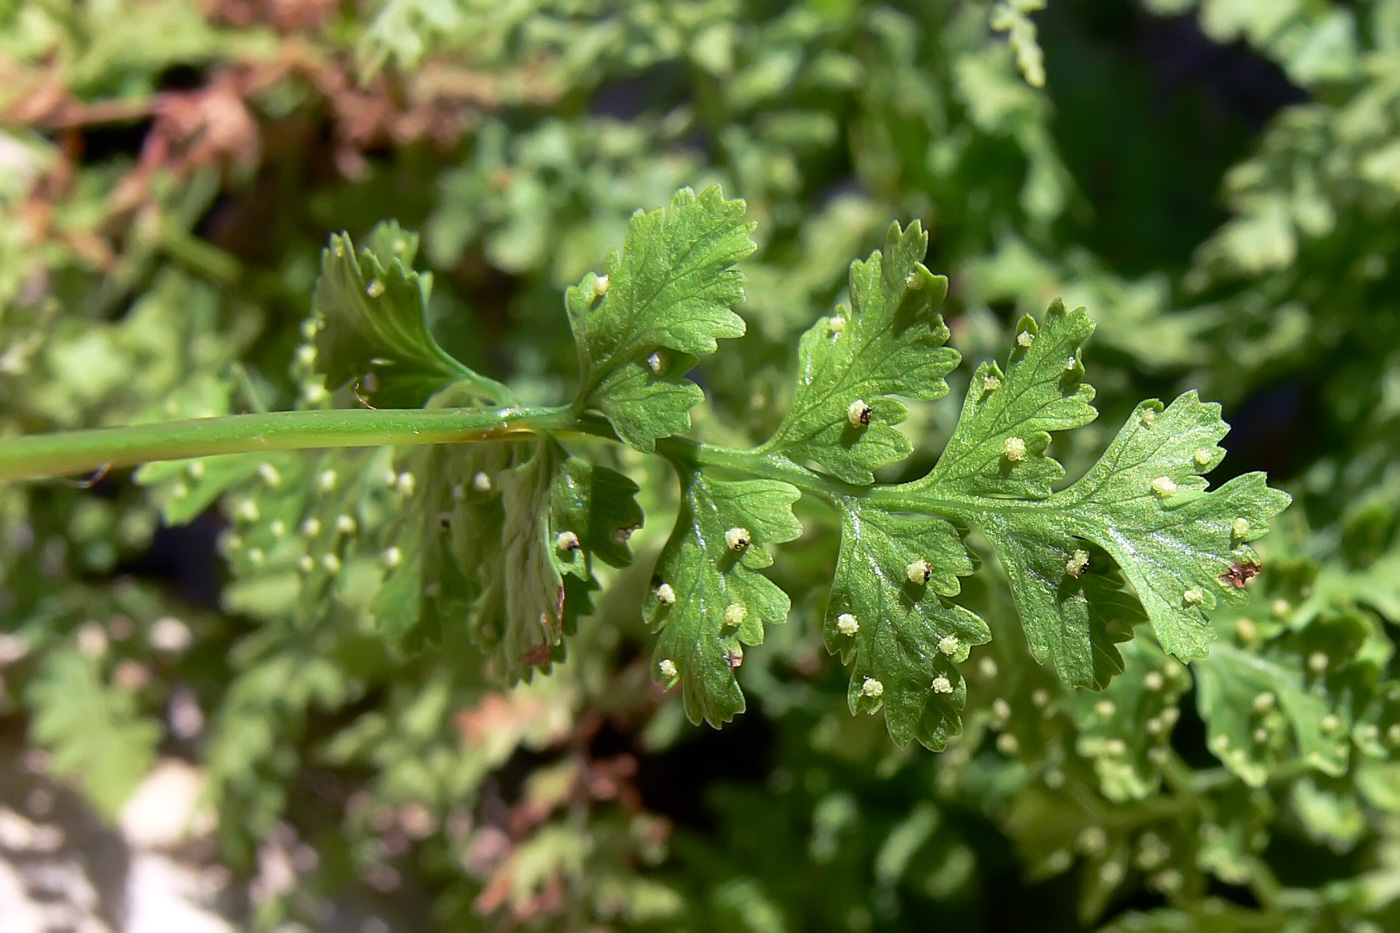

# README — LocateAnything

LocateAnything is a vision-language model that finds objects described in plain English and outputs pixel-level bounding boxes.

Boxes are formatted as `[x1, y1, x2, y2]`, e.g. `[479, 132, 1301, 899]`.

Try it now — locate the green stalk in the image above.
[0, 406, 576, 482]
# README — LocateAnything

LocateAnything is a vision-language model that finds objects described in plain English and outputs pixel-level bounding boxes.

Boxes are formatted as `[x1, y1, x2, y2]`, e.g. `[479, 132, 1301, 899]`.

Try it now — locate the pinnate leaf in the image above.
[761, 220, 959, 483]
[824, 504, 990, 749]
[923, 300, 1096, 498]
[567, 186, 756, 452]
[645, 471, 802, 727]
[313, 221, 489, 407]
[899, 307, 1290, 688]
[377, 439, 642, 680]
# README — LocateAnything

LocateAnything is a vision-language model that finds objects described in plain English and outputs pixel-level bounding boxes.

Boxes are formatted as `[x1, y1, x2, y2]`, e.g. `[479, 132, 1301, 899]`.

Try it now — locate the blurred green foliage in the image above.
[3, 0, 1400, 930]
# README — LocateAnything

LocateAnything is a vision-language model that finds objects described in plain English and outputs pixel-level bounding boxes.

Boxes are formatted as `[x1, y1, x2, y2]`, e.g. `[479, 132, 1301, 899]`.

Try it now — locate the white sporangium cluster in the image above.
[1002, 436, 1027, 462]
[836, 613, 860, 636]
[1183, 587, 1205, 606]
[724, 604, 747, 626]
[1066, 548, 1090, 578]
[1151, 476, 1178, 498]
[906, 559, 932, 584]
[932, 675, 954, 694]
[847, 399, 873, 427]
[861, 677, 884, 698]
[655, 583, 677, 605]
[1016, 330, 1035, 348]
[556, 531, 581, 552]
[938, 634, 959, 656]
[658, 658, 677, 679]
[725, 527, 750, 550]
[647, 351, 666, 374]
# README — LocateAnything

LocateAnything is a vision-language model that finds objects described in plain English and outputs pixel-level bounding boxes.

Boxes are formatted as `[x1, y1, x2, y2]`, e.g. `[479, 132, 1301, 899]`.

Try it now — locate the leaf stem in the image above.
[0, 407, 577, 482]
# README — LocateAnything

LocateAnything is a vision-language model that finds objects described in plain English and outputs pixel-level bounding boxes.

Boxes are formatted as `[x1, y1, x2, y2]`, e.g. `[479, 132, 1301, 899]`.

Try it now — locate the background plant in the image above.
[2, 0, 1400, 930]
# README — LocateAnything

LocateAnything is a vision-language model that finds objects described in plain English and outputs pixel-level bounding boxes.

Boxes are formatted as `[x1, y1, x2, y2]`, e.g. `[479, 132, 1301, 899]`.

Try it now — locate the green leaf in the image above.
[760, 220, 959, 484]
[376, 439, 641, 681]
[28, 648, 161, 818]
[1056, 394, 1293, 660]
[313, 221, 498, 407]
[645, 471, 802, 727]
[901, 306, 1290, 685]
[1064, 638, 1189, 801]
[567, 186, 756, 452]
[825, 503, 990, 749]
[1194, 642, 1348, 787]
[922, 300, 1096, 499]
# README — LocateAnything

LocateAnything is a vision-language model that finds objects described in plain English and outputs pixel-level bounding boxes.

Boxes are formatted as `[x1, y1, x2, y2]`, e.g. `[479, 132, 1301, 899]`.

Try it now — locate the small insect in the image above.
[1219, 560, 1262, 589]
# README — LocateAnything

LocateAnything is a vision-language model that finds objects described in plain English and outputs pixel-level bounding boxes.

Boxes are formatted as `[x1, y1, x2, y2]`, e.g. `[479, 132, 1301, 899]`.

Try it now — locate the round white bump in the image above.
[1307, 651, 1329, 673]
[725, 527, 750, 550]
[296, 344, 317, 366]
[1252, 692, 1276, 714]
[1066, 549, 1089, 578]
[366, 279, 385, 298]
[847, 399, 873, 427]
[1143, 671, 1164, 691]
[269, 520, 287, 538]
[235, 499, 260, 523]
[861, 677, 884, 698]
[381, 546, 403, 568]
[395, 472, 416, 496]
[1064, 357, 1077, 372]
[658, 658, 677, 679]
[593, 274, 609, 298]
[932, 675, 953, 694]
[992, 698, 1011, 720]
[979, 657, 998, 679]
[1253, 726, 1269, 743]
[905, 270, 924, 290]
[336, 514, 357, 535]
[301, 518, 321, 537]
[1320, 714, 1341, 734]
[1003, 436, 1027, 462]
[1077, 827, 1107, 856]
[315, 469, 337, 493]
[1232, 517, 1251, 540]
[655, 583, 676, 605]
[472, 471, 492, 492]
[647, 351, 665, 374]
[983, 373, 1002, 392]
[187, 461, 206, 480]
[997, 733, 1020, 755]
[906, 559, 931, 584]
[1095, 700, 1116, 718]
[938, 634, 960, 656]
[1031, 688, 1049, 708]
[1193, 448, 1214, 467]
[1016, 330, 1034, 348]
[556, 531, 581, 552]
[1105, 739, 1127, 756]
[1140, 408, 1157, 427]
[1183, 587, 1204, 606]
[321, 553, 342, 573]
[724, 604, 747, 626]
[836, 613, 859, 636]
[1151, 476, 1178, 498]
[829, 314, 846, 334]
[299, 555, 317, 575]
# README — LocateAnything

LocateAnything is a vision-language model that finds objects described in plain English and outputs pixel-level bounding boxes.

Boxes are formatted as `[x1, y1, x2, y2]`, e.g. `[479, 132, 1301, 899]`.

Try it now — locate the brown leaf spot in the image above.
[1219, 561, 1262, 589]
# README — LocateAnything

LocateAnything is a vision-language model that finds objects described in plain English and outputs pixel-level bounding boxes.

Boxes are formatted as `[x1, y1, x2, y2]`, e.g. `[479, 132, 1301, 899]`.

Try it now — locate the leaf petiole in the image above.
[0, 406, 579, 482]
